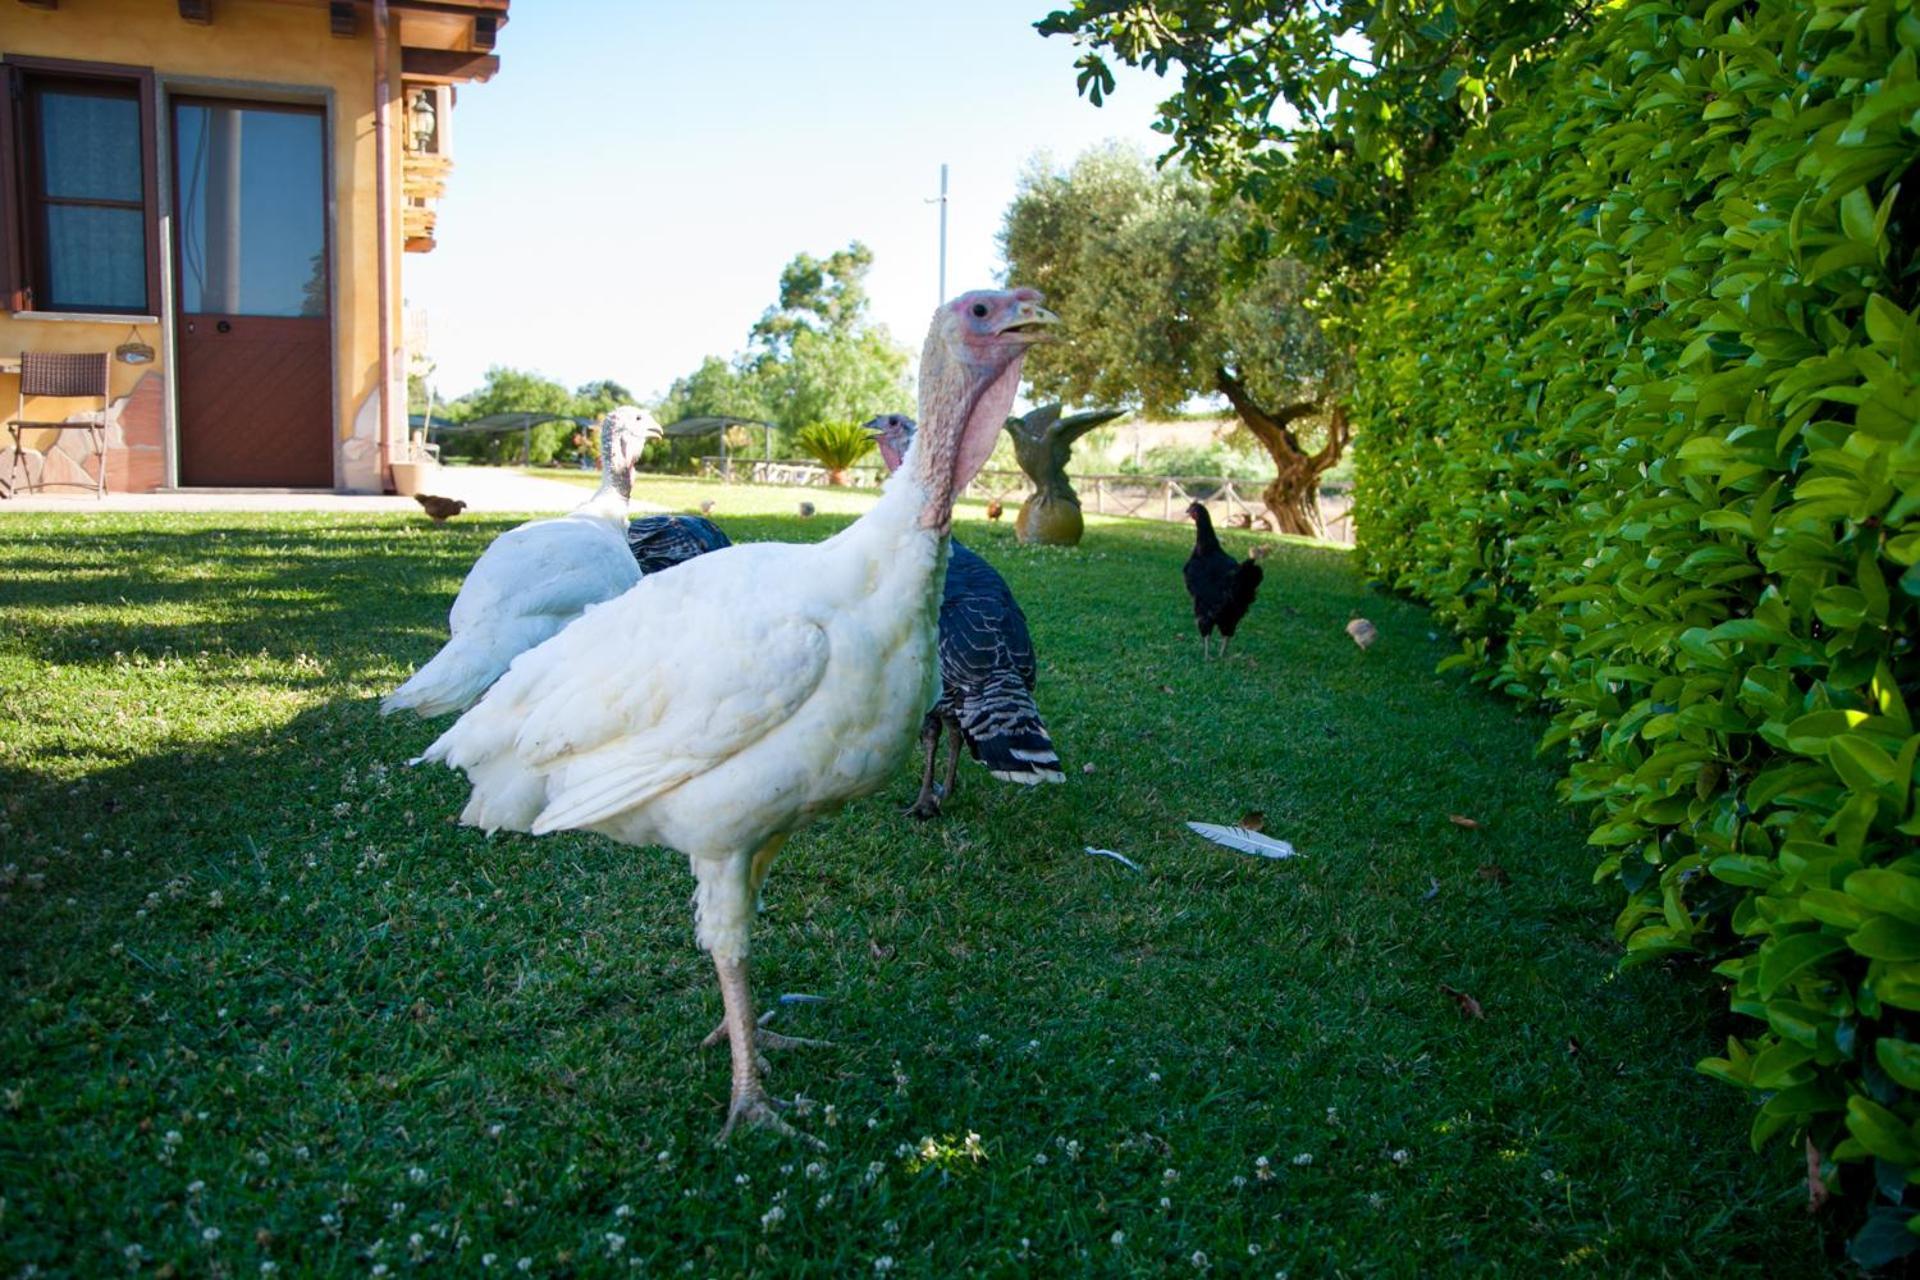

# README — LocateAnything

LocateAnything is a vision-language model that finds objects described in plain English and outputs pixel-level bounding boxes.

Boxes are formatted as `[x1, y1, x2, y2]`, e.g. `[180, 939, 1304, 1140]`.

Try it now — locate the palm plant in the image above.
[793, 420, 875, 486]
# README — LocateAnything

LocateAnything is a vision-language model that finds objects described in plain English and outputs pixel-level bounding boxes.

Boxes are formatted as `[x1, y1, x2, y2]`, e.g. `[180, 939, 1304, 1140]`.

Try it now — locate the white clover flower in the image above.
[517, 1259, 532, 1273]
[408, 1166, 427, 1185]
[1032, 1152, 1049, 1166]
[487, 1124, 505, 1139]
[1392, 1148, 1410, 1165]
[614, 1203, 632, 1218]
[1162, 1167, 1180, 1183]
[1292, 1153, 1313, 1167]
[481, 1254, 497, 1268]
[371, 1267, 389, 1278]
[261, 1263, 279, 1275]
[817, 1192, 833, 1210]
[187, 1180, 206, 1195]
[1147, 1071, 1161, 1084]
[1191, 1250, 1210, 1269]
[1248, 1244, 1262, 1256]
[1325, 1107, 1338, 1124]
[805, 1162, 825, 1180]
[761, 1205, 785, 1231]
[202, 1227, 222, 1243]
[1159, 1196, 1172, 1209]
[1232, 1175, 1248, 1188]
[824, 1105, 838, 1127]
[607, 1233, 626, 1255]
[735, 1173, 751, 1186]
[1111, 1230, 1126, 1246]
[1541, 1168, 1557, 1183]
[873, 1259, 895, 1274]
[896, 1142, 914, 1159]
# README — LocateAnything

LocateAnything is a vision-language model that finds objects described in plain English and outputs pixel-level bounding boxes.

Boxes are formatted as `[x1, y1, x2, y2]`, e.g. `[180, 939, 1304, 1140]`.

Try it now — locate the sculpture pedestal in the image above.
[1015, 494, 1085, 546]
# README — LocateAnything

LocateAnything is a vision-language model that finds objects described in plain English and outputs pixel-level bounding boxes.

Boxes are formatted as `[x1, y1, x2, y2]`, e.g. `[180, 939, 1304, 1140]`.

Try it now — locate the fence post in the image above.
[1163, 480, 1172, 520]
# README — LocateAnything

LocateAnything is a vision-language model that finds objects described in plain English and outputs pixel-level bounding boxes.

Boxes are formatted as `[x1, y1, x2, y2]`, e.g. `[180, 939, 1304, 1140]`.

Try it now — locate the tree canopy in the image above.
[1036, 1, 1593, 274]
[659, 242, 912, 455]
[1002, 146, 1342, 532]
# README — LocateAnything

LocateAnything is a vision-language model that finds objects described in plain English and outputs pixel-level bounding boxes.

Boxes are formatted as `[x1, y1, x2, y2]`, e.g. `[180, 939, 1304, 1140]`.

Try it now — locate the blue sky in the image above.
[405, 1, 1171, 402]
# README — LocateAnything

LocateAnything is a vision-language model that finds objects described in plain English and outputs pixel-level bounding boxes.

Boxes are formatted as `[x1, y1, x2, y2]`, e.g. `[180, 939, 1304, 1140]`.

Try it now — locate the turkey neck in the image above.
[1191, 505, 1223, 557]
[580, 419, 632, 520]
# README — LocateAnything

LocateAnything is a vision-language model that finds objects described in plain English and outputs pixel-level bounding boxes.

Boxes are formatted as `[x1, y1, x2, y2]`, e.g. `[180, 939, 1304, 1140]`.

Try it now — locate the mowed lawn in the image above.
[0, 494, 1830, 1277]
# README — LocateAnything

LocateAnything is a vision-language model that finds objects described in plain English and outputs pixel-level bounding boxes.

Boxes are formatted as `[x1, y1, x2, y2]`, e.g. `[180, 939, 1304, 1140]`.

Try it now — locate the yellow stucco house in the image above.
[0, 0, 507, 494]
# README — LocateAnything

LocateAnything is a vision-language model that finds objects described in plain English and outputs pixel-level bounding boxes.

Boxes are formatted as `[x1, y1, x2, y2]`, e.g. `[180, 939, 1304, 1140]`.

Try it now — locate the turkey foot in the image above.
[716, 1089, 825, 1149]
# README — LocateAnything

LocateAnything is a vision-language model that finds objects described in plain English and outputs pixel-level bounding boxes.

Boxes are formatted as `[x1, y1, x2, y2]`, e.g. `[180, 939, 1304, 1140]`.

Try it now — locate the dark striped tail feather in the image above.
[955, 676, 1065, 785]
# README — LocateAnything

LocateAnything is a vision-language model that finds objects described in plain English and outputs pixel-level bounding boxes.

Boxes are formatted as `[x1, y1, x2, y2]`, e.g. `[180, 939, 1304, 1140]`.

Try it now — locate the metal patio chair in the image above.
[7, 351, 112, 498]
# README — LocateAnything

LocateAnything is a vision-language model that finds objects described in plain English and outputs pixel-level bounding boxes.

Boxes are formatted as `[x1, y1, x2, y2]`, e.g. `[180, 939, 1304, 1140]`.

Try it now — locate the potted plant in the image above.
[793, 420, 875, 486]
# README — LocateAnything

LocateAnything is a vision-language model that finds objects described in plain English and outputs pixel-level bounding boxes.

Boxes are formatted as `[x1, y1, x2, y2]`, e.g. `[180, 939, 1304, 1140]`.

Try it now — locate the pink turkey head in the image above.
[863, 413, 916, 474]
[917, 288, 1058, 518]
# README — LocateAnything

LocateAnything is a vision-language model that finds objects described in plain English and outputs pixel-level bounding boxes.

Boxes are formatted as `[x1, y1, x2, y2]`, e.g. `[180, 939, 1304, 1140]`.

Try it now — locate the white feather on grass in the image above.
[1085, 846, 1145, 873]
[1185, 821, 1299, 860]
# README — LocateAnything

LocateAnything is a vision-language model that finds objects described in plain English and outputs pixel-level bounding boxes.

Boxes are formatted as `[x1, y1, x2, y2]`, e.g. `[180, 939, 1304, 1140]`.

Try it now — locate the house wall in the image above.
[1, 0, 403, 493]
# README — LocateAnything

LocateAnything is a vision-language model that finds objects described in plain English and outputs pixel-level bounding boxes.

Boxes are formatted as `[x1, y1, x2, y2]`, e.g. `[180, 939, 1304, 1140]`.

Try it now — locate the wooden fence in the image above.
[694, 456, 1354, 544]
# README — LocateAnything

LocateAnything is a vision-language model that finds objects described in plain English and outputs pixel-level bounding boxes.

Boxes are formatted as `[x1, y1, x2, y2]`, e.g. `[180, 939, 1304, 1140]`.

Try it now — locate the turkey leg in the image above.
[906, 715, 945, 820]
[712, 953, 824, 1148]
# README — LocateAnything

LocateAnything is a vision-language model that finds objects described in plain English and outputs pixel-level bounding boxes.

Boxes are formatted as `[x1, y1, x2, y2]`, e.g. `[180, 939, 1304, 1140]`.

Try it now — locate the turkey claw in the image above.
[716, 1093, 825, 1149]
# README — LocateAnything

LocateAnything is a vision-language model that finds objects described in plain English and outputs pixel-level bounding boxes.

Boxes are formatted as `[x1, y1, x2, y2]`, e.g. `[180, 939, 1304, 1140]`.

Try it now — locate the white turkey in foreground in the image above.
[420, 289, 1059, 1144]
[381, 407, 662, 718]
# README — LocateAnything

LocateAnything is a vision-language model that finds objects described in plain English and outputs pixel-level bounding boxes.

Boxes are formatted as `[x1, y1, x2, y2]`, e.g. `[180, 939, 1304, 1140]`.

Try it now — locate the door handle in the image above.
[216, 321, 232, 334]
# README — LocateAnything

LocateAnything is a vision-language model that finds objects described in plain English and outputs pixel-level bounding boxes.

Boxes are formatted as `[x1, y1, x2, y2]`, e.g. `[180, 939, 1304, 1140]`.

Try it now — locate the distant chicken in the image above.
[382, 408, 663, 717]
[415, 494, 466, 522]
[985, 497, 1004, 521]
[421, 289, 1059, 1144]
[626, 514, 733, 575]
[1183, 501, 1263, 659]
[797, 501, 817, 518]
[866, 414, 1065, 819]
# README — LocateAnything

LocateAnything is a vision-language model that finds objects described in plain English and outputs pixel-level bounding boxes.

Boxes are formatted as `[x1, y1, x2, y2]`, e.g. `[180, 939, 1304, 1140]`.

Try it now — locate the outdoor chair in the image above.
[7, 351, 112, 499]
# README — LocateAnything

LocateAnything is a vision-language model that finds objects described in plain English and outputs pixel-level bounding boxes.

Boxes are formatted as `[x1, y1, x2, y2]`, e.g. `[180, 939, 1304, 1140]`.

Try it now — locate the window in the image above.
[0, 59, 158, 315]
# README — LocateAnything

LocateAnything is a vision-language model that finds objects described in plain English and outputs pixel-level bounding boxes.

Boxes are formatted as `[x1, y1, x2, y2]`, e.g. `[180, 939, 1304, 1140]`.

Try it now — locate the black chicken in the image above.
[1183, 501, 1263, 658]
[625, 513, 733, 575]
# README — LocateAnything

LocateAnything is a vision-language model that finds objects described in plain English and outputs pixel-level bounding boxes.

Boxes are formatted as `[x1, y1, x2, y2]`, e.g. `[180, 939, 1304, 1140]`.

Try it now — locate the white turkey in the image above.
[866, 414, 1064, 819]
[419, 289, 1059, 1144]
[381, 407, 662, 717]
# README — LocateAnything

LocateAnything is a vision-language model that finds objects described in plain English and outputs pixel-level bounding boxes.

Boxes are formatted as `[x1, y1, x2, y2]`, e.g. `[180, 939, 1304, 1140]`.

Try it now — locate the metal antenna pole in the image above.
[924, 163, 949, 305]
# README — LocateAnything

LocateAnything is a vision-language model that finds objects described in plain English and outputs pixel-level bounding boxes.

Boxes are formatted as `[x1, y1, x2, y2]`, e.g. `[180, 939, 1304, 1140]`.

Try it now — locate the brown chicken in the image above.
[415, 494, 467, 522]
[986, 497, 1004, 521]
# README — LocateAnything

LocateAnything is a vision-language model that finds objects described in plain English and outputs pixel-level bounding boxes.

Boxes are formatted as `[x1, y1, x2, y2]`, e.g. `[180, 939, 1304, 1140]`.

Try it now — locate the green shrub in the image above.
[1353, 0, 1920, 1260]
[792, 420, 875, 483]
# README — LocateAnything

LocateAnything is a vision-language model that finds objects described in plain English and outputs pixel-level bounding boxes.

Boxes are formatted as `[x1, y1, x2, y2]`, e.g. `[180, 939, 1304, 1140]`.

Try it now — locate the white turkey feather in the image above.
[1185, 821, 1300, 860]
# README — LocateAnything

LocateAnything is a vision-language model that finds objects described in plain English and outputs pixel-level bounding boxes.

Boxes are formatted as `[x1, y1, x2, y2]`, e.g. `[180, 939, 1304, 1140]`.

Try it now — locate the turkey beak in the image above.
[995, 300, 1062, 343]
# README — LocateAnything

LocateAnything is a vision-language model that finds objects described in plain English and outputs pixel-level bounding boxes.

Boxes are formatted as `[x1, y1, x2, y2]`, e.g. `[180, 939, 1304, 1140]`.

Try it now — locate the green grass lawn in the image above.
[0, 497, 1829, 1277]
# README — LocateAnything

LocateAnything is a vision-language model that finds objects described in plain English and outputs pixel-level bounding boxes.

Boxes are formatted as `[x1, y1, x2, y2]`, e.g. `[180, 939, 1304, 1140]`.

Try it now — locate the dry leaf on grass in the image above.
[1238, 810, 1266, 832]
[1440, 985, 1485, 1019]
[869, 939, 895, 962]
[1448, 814, 1481, 829]
[1346, 618, 1378, 650]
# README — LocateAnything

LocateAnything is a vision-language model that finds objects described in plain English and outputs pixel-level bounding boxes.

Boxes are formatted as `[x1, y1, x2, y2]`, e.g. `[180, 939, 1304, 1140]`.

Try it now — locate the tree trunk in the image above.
[1214, 368, 1349, 538]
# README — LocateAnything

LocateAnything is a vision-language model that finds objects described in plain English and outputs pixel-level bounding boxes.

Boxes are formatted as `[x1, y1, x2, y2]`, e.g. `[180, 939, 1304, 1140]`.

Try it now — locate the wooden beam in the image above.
[399, 47, 498, 83]
[471, 13, 497, 49]
[18, 0, 59, 10]
[178, 0, 211, 22]
[330, 0, 355, 36]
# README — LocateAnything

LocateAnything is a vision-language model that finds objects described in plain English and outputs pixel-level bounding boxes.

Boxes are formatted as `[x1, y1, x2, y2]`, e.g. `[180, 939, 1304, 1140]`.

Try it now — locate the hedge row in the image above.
[1351, 0, 1920, 1259]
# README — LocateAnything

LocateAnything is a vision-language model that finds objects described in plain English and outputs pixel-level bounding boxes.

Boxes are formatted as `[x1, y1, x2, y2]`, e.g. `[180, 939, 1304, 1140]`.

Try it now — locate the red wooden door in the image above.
[172, 98, 331, 487]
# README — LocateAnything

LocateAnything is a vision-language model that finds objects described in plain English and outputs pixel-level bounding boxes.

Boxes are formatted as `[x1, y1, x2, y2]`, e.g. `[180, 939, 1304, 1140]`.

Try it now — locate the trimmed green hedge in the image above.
[1352, 0, 1920, 1259]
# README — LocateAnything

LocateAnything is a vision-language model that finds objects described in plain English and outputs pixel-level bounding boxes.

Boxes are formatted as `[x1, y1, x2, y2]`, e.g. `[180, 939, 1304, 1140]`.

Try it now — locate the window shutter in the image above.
[0, 65, 27, 312]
